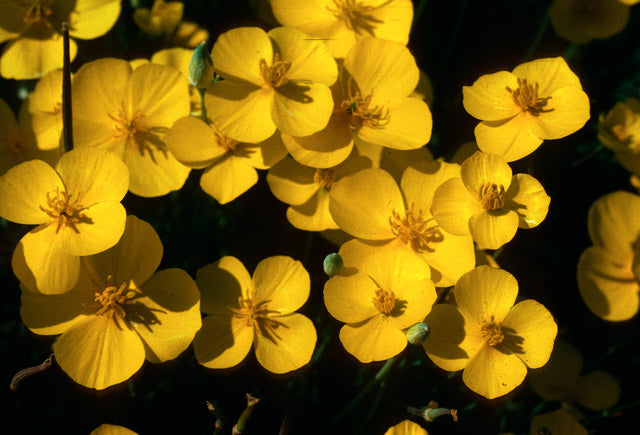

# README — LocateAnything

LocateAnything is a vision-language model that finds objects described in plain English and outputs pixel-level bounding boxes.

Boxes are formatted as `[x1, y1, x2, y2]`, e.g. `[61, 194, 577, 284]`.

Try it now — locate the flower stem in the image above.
[62, 21, 73, 152]
[412, 0, 428, 31]
[198, 88, 208, 124]
[521, 11, 549, 63]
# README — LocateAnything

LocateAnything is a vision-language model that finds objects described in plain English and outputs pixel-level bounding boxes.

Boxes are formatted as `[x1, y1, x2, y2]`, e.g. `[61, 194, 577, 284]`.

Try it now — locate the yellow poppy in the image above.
[384, 420, 428, 435]
[20, 215, 201, 390]
[72, 58, 191, 197]
[529, 410, 587, 435]
[462, 57, 590, 161]
[133, 0, 183, 36]
[431, 151, 550, 249]
[598, 97, 640, 175]
[324, 240, 436, 362]
[577, 191, 640, 321]
[269, 0, 413, 58]
[0, 147, 128, 294]
[0, 0, 121, 79]
[193, 255, 317, 374]
[549, 0, 630, 44]
[206, 26, 337, 143]
[423, 266, 557, 399]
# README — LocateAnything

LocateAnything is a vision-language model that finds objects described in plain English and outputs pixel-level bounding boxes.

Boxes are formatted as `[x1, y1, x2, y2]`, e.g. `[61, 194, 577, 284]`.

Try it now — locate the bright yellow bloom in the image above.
[20, 215, 201, 389]
[324, 240, 436, 362]
[424, 266, 557, 399]
[281, 37, 432, 168]
[0, 0, 121, 79]
[90, 424, 138, 435]
[598, 97, 640, 175]
[133, 0, 183, 36]
[206, 27, 337, 143]
[166, 116, 287, 204]
[329, 164, 475, 286]
[193, 256, 317, 374]
[267, 151, 371, 231]
[530, 410, 587, 435]
[529, 340, 620, 412]
[431, 151, 550, 249]
[72, 58, 191, 197]
[577, 191, 640, 321]
[384, 420, 428, 435]
[0, 148, 128, 294]
[549, 0, 630, 44]
[269, 0, 413, 58]
[463, 57, 590, 161]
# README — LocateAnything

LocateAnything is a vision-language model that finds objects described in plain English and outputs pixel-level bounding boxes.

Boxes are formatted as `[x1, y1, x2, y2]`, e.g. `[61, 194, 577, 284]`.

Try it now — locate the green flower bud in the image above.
[407, 322, 430, 345]
[189, 41, 214, 89]
[323, 253, 343, 277]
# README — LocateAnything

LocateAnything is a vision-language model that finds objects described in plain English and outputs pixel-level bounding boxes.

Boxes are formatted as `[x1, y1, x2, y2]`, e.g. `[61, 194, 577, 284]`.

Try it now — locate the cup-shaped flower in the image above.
[431, 151, 550, 250]
[423, 266, 557, 399]
[0, 148, 128, 294]
[549, 0, 630, 44]
[193, 256, 317, 374]
[529, 340, 620, 412]
[598, 97, 640, 175]
[0, 0, 121, 79]
[166, 116, 287, 204]
[281, 37, 432, 169]
[577, 191, 640, 321]
[462, 57, 590, 161]
[329, 163, 475, 286]
[20, 215, 202, 390]
[72, 58, 191, 197]
[269, 0, 413, 58]
[267, 151, 371, 231]
[324, 240, 436, 362]
[206, 27, 337, 143]
[133, 0, 183, 36]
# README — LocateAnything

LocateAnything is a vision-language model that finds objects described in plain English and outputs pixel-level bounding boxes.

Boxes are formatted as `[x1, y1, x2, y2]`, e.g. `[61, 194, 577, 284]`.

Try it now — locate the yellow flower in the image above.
[0, 0, 121, 79]
[206, 27, 337, 143]
[577, 191, 640, 321]
[193, 255, 317, 374]
[384, 420, 428, 435]
[431, 151, 550, 249]
[529, 340, 620, 412]
[549, 0, 630, 44]
[598, 97, 640, 175]
[0, 147, 128, 294]
[329, 164, 475, 286]
[170, 20, 209, 48]
[266, 151, 371, 231]
[165, 117, 287, 204]
[20, 215, 201, 389]
[530, 410, 587, 435]
[90, 424, 138, 435]
[133, 0, 183, 36]
[281, 37, 432, 169]
[324, 240, 436, 362]
[72, 58, 191, 197]
[462, 57, 590, 162]
[269, 0, 413, 58]
[27, 69, 64, 151]
[423, 266, 557, 399]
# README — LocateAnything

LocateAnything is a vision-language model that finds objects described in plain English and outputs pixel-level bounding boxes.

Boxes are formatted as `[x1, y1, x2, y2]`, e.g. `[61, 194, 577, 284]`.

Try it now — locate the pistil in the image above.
[389, 203, 443, 253]
[342, 77, 390, 130]
[506, 78, 553, 116]
[478, 183, 506, 211]
[259, 53, 291, 88]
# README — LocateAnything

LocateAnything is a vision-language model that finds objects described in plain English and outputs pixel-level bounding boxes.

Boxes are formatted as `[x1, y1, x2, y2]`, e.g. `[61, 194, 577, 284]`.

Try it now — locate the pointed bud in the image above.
[189, 41, 214, 89]
[323, 253, 343, 277]
[407, 322, 430, 345]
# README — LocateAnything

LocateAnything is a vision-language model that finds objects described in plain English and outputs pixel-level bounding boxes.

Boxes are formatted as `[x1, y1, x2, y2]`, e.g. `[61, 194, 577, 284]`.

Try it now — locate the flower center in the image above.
[611, 124, 631, 142]
[481, 315, 504, 346]
[372, 288, 396, 315]
[214, 132, 239, 152]
[229, 296, 284, 343]
[389, 203, 443, 253]
[314, 168, 337, 188]
[22, 0, 52, 25]
[39, 188, 91, 233]
[109, 107, 146, 139]
[341, 77, 390, 130]
[506, 78, 553, 116]
[478, 182, 506, 211]
[259, 53, 291, 88]
[94, 276, 134, 319]
[327, 0, 394, 36]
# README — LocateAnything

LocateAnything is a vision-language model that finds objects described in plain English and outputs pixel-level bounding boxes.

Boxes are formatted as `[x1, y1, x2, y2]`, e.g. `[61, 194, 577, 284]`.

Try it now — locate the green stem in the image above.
[521, 11, 549, 63]
[412, 0, 428, 30]
[355, 379, 387, 434]
[434, 0, 469, 89]
[198, 87, 208, 124]
[61, 21, 73, 152]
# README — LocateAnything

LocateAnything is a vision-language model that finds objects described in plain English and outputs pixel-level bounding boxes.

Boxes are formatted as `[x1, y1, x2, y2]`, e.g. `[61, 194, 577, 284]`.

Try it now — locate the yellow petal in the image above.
[200, 154, 258, 204]
[271, 83, 333, 137]
[123, 141, 190, 197]
[239, 133, 287, 170]
[211, 27, 273, 86]
[365, 0, 413, 46]
[430, 178, 479, 235]
[254, 312, 316, 373]
[0, 159, 63, 224]
[505, 174, 550, 229]
[324, 270, 380, 325]
[90, 423, 138, 435]
[475, 113, 543, 162]
[68, 0, 121, 40]
[462, 344, 527, 399]
[339, 315, 407, 363]
[576, 370, 620, 411]
[193, 313, 254, 369]
[197, 256, 253, 316]
[287, 189, 338, 231]
[0, 31, 77, 80]
[511, 57, 582, 97]
[462, 71, 520, 121]
[529, 86, 590, 140]
[29, 69, 62, 113]
[329, 167, 402, 240]
[530, 410, 587, 435]
[400, 160, 461, 213]
[577, 246, 639, 322]
[252, 256, 310, 314]
[266, 156, 318, 206]
[469, 209, 520, 250]
[13, 225, 80, 294]
[151, 47, 190, 76]
[60, 202, 126, 256]
[134, 268, 201, 363]
[54, 315, 145, 390]
[455, 266, 518, 325]
[357, 97, 432, 150]
[164, 116, 226, 168]
[384, 420, 428, 435]
[587, 191, 640, 255]
[0, 2, 28, 43]
[528, 339, 582, 401]
[376, 146, 434, 182]
[419, 229, 475, 287]
[460, 151, 512, 196]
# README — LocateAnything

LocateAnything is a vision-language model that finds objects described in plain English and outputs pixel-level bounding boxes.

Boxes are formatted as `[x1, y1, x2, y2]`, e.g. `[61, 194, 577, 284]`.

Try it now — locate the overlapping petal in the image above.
[253, 256, 310, 314]
[339, 315, 407, 363]
[462, 344, 527, 399]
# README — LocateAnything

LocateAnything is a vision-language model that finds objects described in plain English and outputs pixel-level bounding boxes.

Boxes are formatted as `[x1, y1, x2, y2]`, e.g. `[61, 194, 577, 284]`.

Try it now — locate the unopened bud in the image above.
[323, 253, 343, 277]
[189, 41, 214, 88]
[408, 401, 459, 423]
[407, 322, 430, 345]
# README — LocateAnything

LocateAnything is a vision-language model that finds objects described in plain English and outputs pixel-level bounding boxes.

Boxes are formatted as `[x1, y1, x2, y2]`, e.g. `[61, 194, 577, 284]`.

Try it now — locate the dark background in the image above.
[1, 0, 640, 433]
